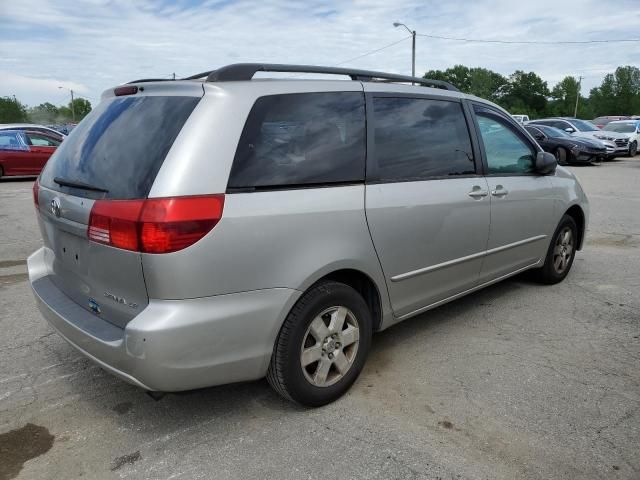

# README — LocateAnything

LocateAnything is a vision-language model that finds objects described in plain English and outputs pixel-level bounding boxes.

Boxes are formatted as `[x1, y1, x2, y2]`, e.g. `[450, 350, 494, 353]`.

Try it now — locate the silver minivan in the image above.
[28, 64, 589, 406]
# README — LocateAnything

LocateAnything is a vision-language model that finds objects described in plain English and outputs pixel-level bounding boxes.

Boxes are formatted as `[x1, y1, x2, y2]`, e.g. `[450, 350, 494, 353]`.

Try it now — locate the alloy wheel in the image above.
[553, 227, 574, 274]
[300, 306, 360, 387]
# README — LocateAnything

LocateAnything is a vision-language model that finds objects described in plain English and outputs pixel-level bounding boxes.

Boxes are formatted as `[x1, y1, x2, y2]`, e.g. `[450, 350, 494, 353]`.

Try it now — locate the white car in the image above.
[528, 117, 629, 157]
[602, 120, 640, 156]
[512, 114, 530, 123]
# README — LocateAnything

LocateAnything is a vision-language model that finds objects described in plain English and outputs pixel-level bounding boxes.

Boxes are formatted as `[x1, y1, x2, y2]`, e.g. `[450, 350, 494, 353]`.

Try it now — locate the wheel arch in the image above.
[298, 263, 391, 332]
[318, 269, 384, 332]
[565, 204, 586, 250]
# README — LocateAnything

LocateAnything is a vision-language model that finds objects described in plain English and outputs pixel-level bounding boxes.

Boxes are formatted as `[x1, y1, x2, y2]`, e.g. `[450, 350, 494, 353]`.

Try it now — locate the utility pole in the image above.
[573, 76, 583, 118]
[59, 86, 76, 122]
[70, 89, 75, 122]
[411, 29, 416, 78]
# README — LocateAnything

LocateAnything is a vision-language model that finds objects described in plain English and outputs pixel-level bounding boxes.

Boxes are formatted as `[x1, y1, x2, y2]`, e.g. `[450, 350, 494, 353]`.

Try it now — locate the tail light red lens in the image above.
[33, 180, 40, 210]
[88, 195, 224, 254]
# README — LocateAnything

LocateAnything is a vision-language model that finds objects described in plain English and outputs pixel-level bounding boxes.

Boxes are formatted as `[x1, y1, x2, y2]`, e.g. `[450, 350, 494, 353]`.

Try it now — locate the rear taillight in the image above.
[33, 180, 40, 210]
[88, 195, 224, 254]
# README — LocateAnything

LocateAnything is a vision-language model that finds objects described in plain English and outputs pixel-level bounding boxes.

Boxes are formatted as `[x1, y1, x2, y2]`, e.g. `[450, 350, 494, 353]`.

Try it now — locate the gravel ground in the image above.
[1, 157, 639, 480]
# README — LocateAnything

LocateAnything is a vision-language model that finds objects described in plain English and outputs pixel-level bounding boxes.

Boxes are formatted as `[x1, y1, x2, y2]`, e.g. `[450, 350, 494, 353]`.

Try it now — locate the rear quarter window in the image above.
[39, 95, 200, 199]
[371, 97, 476, 181]
[228, 92, 366, 190]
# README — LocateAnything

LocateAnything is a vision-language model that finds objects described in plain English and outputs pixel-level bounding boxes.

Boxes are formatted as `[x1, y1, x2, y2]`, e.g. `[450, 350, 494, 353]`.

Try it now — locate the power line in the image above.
[335, 36, 411, 66]
[416, 32, 640, 45]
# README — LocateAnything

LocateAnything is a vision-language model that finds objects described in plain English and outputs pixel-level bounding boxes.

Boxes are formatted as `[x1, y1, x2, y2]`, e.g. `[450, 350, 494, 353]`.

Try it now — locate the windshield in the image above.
[40, 95, 200, 199]
[603, 123, 637, 133]
[570, 119, 598, 132]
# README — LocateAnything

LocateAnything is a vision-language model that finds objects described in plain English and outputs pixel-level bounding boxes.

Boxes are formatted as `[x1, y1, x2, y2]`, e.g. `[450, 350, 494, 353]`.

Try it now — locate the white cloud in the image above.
[0, 0, 639, 107]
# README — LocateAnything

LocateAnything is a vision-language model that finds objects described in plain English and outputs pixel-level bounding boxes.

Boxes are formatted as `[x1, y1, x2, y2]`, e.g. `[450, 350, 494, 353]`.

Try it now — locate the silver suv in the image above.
[28, 64, 589, 406]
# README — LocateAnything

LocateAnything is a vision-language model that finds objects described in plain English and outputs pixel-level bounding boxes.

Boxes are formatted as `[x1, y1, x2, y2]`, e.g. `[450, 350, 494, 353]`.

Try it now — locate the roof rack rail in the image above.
[185, 63, 459, 91]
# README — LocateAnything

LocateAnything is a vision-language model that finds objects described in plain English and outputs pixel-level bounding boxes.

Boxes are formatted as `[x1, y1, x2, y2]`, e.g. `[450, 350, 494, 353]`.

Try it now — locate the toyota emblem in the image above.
[50, 198, 61, 218]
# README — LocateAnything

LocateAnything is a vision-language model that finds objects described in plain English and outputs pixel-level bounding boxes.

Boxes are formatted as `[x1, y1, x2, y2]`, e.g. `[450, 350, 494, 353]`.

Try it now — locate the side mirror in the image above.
[564, 127, 575, 133]
[535, 151, 557, 175]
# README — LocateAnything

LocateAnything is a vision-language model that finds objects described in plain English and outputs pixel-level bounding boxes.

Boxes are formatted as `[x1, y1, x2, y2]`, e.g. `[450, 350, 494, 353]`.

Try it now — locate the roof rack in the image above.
[182, 63, 459, 91]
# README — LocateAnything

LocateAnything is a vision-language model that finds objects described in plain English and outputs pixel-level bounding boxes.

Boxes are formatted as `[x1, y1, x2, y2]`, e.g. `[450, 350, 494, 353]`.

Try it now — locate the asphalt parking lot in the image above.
[1, 158, 639, 480]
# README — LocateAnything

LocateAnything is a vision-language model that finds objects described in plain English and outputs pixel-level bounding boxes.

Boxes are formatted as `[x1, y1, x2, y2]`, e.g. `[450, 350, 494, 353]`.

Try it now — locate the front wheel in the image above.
[267, 281, 372, 407]
[554, 147, 568, 166]
[629, 141, 637, 157]
[533, 215, 578, 284]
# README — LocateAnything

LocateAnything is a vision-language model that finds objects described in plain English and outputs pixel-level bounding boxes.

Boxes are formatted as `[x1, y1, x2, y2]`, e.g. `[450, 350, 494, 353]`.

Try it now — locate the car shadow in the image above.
[46, 273, 535, 433]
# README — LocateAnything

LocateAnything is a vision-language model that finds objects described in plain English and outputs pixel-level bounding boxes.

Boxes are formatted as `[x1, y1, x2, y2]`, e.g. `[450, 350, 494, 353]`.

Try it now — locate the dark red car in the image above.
[0, 129, 61, 178]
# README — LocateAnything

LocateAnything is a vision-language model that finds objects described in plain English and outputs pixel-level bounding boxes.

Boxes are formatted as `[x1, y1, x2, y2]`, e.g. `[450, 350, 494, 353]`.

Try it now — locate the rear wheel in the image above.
[534, 215, 578, 284]
[629, 141, 637, 157]
[554, 147, 568, 166]
[267, 281, 372, 407]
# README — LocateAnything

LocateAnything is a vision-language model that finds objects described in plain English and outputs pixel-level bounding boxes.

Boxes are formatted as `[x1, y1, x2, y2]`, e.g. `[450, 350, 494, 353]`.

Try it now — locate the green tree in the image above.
[58, 106, 72, 121]
[498, 70, 549, 117]
[69, 98, 92, 120]
[424, 65, 507, 101]
[0, 96, 28, 123]
[590, 66, 640, 115]
[546, 76, 593, 118]
[27, 102, 60, 124]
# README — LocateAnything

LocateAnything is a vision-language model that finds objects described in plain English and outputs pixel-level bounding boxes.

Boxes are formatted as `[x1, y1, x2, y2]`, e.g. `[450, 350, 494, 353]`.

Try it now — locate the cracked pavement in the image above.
[1, 158, 639, 479]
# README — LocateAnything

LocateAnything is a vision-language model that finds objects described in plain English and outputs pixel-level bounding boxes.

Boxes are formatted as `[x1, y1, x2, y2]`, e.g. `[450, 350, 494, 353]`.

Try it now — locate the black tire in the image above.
[533, 215, 578, 285]
[629, 141, 637, 157]
[0, 166, 3, 179]
[554, 147, 568, 166]
[267, 281, 372, 407]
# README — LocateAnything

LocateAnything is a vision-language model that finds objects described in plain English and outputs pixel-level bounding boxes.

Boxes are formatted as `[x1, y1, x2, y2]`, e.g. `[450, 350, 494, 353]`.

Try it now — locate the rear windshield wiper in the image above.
[53, 177, 109, 193]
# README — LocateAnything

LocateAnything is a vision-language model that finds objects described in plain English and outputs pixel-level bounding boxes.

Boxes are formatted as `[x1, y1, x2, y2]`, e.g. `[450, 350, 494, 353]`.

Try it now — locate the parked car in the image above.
[524, 124, 606, 164]
[46, 124, 77, 136]
[0, 123, 66, 140]
[0, 129, 60, 178]
[602, 120, 639, 156]
[592, 116, 630, 129]
[528, 117, 629, 157]
[28, 63, 589, 407]
[512, 114, 530, 124]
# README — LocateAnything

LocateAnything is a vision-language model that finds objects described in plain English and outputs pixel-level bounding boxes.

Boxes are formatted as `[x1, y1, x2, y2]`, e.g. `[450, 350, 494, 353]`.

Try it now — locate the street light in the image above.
[393, 22, 416, 78]
[58, 86, 75, 122]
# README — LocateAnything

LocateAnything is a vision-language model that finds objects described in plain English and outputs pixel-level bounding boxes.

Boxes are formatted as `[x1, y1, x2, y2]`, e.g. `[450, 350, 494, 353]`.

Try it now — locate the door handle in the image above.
[491, 185, 509, 197]
[468, 186, 488, 199]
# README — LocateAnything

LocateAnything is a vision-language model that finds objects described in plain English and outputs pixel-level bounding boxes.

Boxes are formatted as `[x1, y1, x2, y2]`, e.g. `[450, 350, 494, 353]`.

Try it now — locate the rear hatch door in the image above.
[36, 87, 202, 328]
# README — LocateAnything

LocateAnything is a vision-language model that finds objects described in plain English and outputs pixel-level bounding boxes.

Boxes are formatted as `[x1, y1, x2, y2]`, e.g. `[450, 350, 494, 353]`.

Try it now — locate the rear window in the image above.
[40, 95, 200, 199]
[228, 92, 366, 190]
[603, 122, 637, 133]
[0, 131, 27, 150]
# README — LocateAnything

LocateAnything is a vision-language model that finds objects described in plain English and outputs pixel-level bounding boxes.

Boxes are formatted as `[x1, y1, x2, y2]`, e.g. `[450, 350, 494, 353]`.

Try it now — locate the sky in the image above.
[1, 0, 639, 108]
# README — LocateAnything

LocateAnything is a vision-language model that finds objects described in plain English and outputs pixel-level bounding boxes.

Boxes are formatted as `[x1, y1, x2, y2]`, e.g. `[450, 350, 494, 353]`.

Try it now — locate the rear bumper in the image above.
[28, 247, 301, 392]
